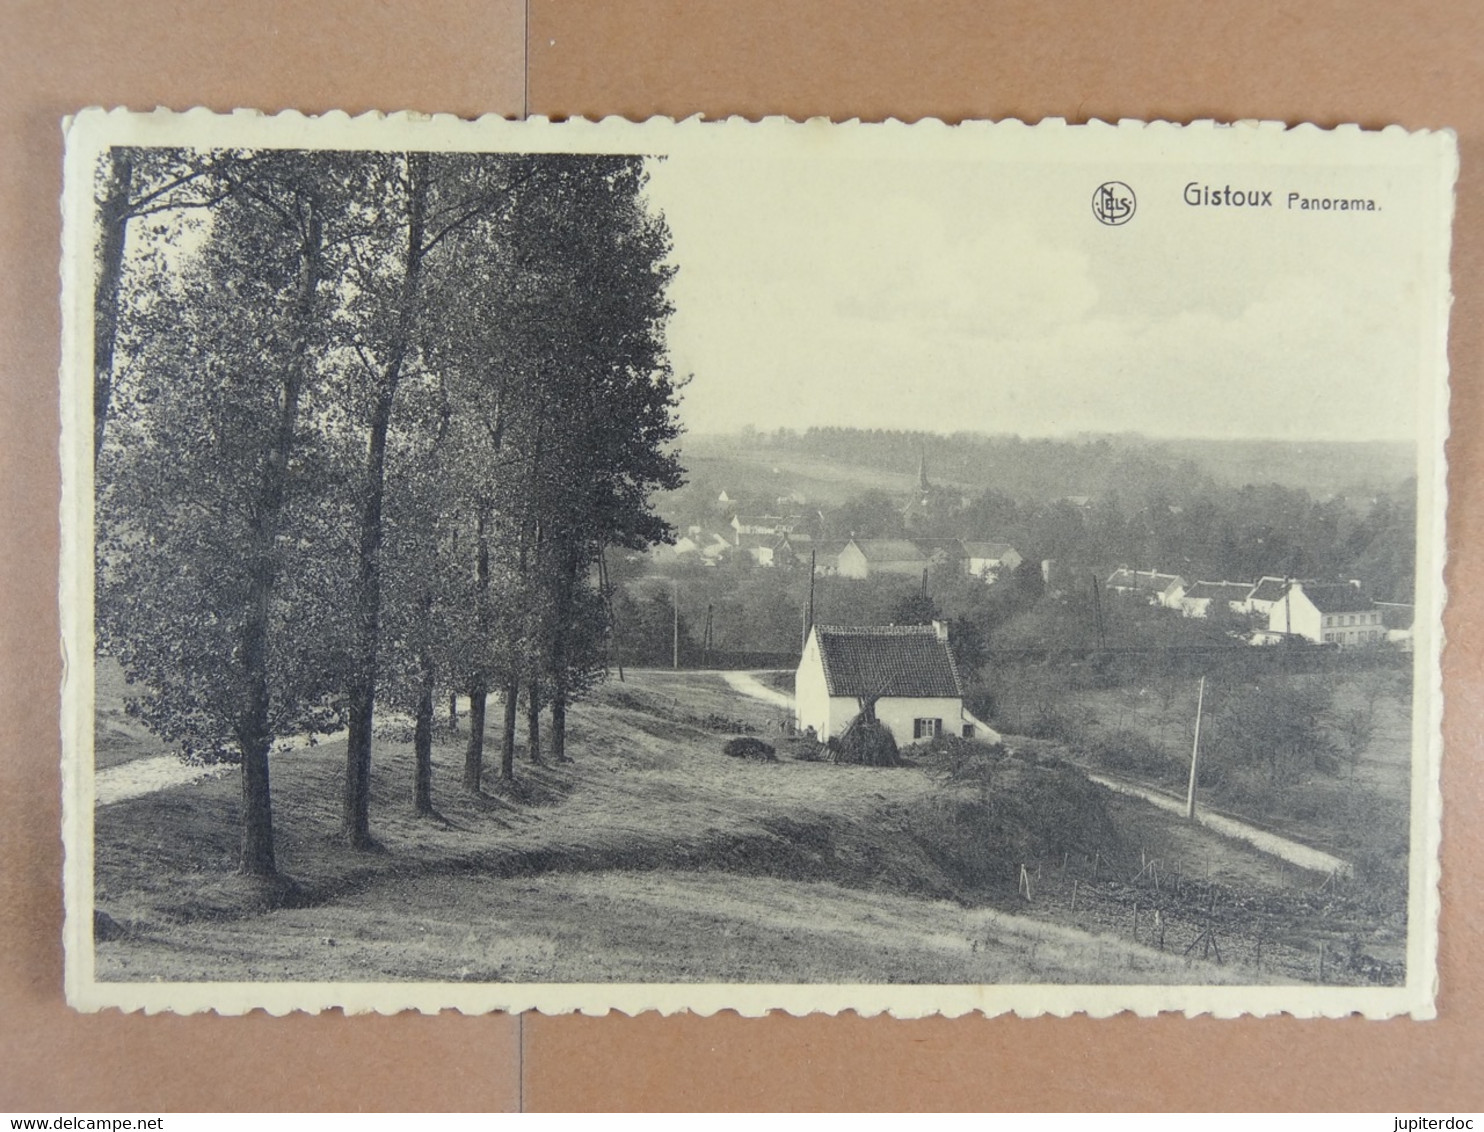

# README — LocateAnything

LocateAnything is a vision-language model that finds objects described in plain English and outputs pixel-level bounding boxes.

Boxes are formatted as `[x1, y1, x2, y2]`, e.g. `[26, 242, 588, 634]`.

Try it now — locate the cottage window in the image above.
[962, 724, 975, 739]
[913, 717, 943, 740]
[1324, 633, 1336, 643]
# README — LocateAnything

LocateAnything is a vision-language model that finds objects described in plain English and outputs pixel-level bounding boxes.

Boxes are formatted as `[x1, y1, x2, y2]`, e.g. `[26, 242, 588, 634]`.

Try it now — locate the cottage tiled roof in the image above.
[1248, 576, 1291, 603]
[851, 539, 930, 563]
[808, 539, 849, 563]
[814, 624, 963, 700]
[909, 538, 969, 559]
[1107, 567, 1184, 592]
[961, 540, 1017, 560]
[1297, 582, 1373, 613]
[1183, 581, 1254, 601]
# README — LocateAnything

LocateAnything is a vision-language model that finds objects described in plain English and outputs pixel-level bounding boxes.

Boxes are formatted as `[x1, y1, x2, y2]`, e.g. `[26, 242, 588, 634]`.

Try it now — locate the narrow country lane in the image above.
[1088, 772, 1351, 876]
[719, 669, 795, 710]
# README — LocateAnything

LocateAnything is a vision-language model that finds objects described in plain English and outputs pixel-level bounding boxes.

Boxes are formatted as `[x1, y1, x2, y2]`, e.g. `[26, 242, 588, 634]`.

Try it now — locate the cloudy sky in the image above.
[642, 133, 1439, 442]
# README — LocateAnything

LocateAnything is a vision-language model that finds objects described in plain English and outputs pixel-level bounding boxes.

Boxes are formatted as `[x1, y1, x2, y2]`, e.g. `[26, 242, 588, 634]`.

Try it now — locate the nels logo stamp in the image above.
[1092, 180, 1136, 225]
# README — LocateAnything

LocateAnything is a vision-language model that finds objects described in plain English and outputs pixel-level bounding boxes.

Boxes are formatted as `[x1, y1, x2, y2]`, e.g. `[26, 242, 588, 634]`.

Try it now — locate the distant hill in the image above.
[1135, 436, 1414, 498]
[668, 429, 1415, 515]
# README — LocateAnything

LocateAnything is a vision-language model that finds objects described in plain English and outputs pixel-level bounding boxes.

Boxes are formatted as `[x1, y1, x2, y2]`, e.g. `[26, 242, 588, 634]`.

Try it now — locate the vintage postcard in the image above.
[60, 109, 1455, 1017]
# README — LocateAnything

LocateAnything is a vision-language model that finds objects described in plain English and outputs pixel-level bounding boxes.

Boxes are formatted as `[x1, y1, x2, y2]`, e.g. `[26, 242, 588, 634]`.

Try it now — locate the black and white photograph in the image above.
[59, 111, 1453, 1017]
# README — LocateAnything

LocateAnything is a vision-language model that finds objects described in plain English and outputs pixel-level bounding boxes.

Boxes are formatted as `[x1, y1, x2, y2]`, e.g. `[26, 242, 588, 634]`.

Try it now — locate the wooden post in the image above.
[1132, 902, 1139, 941]
[1069, 879, 1079, 911]
[1185, 675, 1206, 821]
[1319, 941, 1326, 983]
[1092, 850, 1100, 880]
[1019, 864, 1032, 901]
[672, 579, 680, 671]
[1090, 573, 1107, 649]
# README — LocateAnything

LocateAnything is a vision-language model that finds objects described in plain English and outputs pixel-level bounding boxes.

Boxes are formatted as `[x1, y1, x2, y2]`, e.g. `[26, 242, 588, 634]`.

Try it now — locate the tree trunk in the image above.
[341, 154, 427, 849]
[413, 653, 435, 816]
[501, 674, 519, 780]
[548, 543, 575, 763]
[526, 679, 541, 763]
[461, 503, 490, 792]
[550, 691, 567, 763]
[237, 536, 281, 876]
[238, 732, 276, 876]
[342, 384, 396, 850]
[462, 676, 487, 792]
[449, 690, 458, 731]
[233, 200, 321, 876]
[93, 150, 134, 463]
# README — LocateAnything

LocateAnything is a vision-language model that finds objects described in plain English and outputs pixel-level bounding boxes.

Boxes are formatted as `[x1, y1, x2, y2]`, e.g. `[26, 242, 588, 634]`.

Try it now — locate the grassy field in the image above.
[1037, 669, 1413, 869]
[977, 662, 1413, 983]
[93, 667, 1392, 985]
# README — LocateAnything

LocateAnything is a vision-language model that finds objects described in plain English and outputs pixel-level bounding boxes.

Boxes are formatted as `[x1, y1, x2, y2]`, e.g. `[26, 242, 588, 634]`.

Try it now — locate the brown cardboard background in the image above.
[2, 0, 1481, 1112]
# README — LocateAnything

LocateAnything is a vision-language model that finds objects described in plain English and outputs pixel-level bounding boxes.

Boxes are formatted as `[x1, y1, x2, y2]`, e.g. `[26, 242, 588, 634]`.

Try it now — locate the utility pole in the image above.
[672, 578, 680, 671]
[1090, 573, 1107, 650]
[1186, 675, 1206, 821]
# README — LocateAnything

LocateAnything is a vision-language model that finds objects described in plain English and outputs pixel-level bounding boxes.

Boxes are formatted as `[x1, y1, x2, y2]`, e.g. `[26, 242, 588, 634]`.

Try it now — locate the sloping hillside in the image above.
[93, 669, 1247, 986]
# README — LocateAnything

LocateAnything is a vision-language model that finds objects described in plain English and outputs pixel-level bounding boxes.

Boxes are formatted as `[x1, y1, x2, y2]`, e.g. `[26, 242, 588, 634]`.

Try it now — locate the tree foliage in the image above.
[96, 147, 685, 873]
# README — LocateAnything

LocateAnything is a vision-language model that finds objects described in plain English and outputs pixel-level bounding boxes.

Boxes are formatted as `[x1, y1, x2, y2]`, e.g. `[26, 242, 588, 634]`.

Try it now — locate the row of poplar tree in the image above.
[92, 147, 684, 876]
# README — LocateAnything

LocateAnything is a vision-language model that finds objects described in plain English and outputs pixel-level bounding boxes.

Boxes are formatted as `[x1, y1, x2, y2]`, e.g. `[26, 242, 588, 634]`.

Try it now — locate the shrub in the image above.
[1087, 728, 1172, 777]
[901, 753, 1123, 894]
[784, 735, 827, 762]
[827, 714, 900, 766]
[722, 736, 777, 762]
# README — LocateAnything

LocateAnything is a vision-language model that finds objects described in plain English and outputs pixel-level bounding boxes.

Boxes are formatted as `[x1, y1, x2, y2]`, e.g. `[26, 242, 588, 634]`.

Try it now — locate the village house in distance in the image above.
[1106, 566, 1412, 649]
[795, 621, 993, 744]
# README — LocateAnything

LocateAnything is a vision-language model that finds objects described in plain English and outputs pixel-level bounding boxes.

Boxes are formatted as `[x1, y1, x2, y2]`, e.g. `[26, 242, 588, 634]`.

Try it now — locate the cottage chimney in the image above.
[931, 619, 949, 641]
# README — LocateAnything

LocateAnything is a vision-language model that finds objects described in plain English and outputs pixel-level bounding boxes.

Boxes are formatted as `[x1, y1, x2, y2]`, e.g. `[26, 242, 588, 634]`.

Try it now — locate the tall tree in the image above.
[333, 152, 541, 841]
[97, 152, 347, 877]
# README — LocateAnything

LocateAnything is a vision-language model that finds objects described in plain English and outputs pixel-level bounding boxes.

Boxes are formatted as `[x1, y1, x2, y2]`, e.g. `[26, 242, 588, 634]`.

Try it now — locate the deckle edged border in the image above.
[59, 107, 1455, 1019]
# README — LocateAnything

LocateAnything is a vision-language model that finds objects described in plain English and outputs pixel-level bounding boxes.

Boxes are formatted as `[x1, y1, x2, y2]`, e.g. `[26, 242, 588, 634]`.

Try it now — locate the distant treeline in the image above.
[681, 427, 1416, 604]
[734, 426, 1415, 501]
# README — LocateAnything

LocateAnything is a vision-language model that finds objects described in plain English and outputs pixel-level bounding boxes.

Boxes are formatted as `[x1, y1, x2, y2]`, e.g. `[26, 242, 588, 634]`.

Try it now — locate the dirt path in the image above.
[719, 669, 795, 709]
[95, 729, 347, 807]
[95, 756, 234, 806]
[1087, 772, 1350, 876]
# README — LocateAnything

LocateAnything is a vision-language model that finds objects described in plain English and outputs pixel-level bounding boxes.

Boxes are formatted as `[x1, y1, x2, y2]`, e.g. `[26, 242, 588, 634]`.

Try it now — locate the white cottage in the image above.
[1266, 580, 1384, 645]
[961, 540, 1023, 581]
[795, 621, 974, 743]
